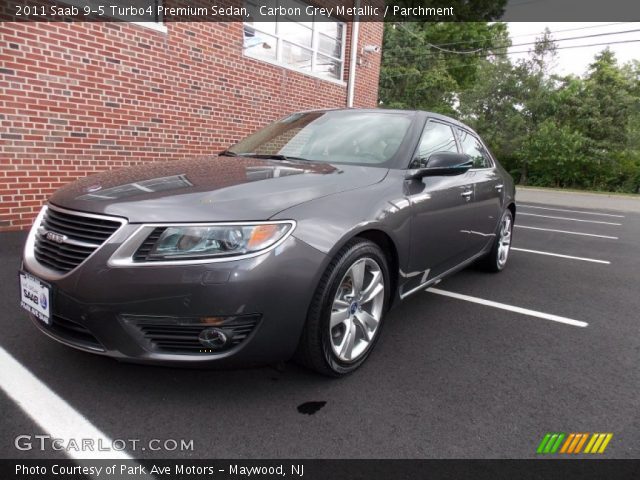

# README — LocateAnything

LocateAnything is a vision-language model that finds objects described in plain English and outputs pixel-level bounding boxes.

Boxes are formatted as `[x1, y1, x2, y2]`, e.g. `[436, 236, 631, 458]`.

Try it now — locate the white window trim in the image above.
[131, 21, 167, 34]
[243, 53, 347, 86]
[57, 0, 167, 33]
[243, 11, 347, 86]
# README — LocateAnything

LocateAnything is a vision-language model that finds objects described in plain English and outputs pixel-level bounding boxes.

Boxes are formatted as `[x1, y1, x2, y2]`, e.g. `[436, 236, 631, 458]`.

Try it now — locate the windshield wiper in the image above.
[250, 154, 311, 162]
[219, 151, 310, 162]
[219, 150, 255, 157]
[218, 150, 237, 157]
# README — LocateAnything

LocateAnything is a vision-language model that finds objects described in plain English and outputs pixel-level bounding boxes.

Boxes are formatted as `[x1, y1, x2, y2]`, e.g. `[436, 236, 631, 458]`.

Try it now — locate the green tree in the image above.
[457, 57, 526, 175]
[381, 20, 640, 193]
[379, 21, 509, 113]
[578, 50, 635, 189]
[510, 30, 558, 184]
[458, 30, 558, 184]
[520, 119, 588, 188]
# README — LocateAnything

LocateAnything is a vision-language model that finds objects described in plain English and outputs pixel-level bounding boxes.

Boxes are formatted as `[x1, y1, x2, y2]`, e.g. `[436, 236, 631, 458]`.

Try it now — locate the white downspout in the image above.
[346, 0, 360, 108]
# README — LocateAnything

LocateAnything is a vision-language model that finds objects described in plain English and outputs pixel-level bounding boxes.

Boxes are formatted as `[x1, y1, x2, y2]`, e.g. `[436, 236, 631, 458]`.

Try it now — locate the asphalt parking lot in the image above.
[1, 194, 639, 460]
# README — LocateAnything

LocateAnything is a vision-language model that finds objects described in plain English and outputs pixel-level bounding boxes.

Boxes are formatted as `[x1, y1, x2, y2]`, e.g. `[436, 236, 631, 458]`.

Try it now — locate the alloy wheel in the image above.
[329, 257, 385, 362]
[497, 214, 512, 268]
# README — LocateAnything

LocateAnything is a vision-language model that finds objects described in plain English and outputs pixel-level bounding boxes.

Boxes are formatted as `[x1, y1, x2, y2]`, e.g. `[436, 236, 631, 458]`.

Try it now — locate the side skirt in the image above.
[398, 247, 491, 301]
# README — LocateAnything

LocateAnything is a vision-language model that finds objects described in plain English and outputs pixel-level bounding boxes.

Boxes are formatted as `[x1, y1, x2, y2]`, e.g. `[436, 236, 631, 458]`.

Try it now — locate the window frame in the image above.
[243, 0, 347, 85]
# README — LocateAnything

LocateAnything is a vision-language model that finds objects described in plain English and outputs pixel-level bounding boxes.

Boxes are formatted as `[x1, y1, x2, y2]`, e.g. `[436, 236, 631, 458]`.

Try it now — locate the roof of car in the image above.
[296, 108, 474, 132]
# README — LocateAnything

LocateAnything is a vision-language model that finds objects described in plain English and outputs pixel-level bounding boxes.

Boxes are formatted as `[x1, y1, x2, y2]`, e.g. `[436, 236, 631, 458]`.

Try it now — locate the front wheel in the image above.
[295, 239, 390, 377]
[478, 209, 513, 272]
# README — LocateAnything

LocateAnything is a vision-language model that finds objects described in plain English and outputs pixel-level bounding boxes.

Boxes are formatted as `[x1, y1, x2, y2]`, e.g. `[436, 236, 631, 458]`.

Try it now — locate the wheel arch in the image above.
[508, 202, 516, 221]
[338, 228, 400, 309]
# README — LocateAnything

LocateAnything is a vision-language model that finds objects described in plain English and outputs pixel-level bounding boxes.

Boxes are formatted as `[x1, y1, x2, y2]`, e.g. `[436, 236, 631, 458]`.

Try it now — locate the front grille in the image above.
[122, 314, 261, 355]
[33, 206, 124, 273]
[45, 314, 104, 351]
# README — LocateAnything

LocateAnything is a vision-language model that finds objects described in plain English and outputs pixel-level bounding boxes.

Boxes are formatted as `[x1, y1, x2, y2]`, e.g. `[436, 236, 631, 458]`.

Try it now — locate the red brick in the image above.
[1, 21, 383, 231]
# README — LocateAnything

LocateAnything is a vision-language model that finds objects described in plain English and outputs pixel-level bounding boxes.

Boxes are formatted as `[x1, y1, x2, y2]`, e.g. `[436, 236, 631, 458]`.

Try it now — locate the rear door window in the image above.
[457, 129, 493, 169]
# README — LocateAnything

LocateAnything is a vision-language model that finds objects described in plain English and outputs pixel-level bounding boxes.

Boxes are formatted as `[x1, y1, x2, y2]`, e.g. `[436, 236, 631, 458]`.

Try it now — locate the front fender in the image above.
[271, 170, 412, 297]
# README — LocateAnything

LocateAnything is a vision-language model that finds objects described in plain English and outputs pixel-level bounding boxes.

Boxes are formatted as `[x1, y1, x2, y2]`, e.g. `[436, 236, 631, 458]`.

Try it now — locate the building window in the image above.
[243, 0, 346, 81]
[59, 0, 165, 27]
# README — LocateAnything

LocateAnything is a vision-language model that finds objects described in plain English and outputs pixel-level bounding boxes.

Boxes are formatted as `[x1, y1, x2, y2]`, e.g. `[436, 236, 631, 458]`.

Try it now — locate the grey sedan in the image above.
[20, 109, 515, 376]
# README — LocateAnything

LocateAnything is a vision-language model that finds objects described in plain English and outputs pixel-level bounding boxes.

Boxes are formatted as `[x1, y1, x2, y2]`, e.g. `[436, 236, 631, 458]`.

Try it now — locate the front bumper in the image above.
[23, 226, 328, 367]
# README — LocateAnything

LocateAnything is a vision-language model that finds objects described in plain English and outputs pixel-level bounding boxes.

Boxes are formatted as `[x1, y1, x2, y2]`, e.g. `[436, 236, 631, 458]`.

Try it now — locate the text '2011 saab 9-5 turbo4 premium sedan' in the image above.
[20, 109, 515, 376]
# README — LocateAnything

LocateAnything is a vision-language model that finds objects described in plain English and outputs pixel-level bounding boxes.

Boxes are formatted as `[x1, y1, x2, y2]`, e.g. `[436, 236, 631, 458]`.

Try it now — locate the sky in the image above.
[505, 22, 640, 76]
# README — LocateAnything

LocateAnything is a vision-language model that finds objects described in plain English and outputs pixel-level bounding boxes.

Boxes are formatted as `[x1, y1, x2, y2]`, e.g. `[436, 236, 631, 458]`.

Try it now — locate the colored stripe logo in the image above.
[537, 433, 613, 454]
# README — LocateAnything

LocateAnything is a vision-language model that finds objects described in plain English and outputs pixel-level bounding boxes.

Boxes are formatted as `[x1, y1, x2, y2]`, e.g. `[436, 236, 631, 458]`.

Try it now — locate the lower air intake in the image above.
[121, 314, 261, 355]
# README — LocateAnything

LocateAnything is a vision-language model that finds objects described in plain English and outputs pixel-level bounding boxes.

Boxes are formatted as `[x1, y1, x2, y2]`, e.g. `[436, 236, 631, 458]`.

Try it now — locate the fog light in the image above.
[198, 327, 229, 349]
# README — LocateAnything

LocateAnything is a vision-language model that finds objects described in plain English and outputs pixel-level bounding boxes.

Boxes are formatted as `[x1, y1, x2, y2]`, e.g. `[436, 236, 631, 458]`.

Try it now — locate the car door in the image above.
[403, 120, 479, 294]
[456, 128, 503, 251]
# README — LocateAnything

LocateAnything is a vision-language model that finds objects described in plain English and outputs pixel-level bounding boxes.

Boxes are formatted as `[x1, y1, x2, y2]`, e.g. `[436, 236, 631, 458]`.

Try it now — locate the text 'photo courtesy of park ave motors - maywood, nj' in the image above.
[15, 462, 303, 477]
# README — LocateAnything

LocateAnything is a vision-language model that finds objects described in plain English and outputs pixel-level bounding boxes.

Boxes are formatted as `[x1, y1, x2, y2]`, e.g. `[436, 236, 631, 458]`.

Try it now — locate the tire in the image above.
[295, 238, 390, 377]
[478, 208, 513, 272]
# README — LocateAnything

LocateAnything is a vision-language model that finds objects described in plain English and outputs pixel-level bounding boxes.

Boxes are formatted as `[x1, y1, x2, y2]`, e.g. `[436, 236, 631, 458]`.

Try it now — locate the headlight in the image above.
[144, 223, 294, 261]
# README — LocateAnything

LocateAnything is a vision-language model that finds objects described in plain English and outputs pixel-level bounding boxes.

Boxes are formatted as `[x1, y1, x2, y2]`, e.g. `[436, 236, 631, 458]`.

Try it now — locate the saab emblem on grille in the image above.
[45, 231, 67, 244]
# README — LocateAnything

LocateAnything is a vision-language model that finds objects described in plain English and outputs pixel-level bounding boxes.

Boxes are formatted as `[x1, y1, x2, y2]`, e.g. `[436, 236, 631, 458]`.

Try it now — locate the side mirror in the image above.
[405, 152, 473, 180]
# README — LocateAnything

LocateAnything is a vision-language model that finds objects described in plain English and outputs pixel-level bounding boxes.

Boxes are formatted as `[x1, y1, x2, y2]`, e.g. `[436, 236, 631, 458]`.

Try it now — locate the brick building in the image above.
[0, 6, 383, 231]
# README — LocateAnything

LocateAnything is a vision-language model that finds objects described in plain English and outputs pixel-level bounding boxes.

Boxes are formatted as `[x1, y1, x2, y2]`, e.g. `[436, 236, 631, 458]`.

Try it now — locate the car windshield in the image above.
[225, 111, 413, 165]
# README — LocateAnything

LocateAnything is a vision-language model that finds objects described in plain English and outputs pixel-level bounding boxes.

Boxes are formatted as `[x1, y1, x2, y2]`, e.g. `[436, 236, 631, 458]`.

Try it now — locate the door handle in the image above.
[495, 184, 504, 191]
[461, 189, 473, 200]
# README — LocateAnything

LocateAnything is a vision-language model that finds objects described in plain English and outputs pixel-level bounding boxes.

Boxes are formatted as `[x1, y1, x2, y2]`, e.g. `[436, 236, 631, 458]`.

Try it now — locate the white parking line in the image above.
[519, 204, 625, 218]
[0, 346, 130, 461]
[515, 225, 619, 240]
[426, 288, 589, 328]
[518, 212, 622, 226]
[511, 247, 610, 265]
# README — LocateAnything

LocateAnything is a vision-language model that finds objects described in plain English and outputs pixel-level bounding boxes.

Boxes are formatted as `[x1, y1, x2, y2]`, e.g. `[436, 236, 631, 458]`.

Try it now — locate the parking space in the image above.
[0, 394, 67, 460]
[1, 195, 639, 460]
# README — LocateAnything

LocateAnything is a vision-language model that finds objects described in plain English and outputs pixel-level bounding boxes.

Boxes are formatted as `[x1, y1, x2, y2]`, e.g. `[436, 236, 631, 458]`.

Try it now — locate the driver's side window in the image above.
[412, 121, 458, 168]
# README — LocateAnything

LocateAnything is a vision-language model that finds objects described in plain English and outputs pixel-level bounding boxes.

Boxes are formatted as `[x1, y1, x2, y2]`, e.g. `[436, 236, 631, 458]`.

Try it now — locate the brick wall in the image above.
[0, 20, 383, 230]
[353, 21, 383, 108]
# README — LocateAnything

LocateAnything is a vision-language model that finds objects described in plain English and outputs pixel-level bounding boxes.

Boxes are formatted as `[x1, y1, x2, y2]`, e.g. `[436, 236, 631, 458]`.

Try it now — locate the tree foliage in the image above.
[380, 22, 509, 114]
[381, 22, 640, 193]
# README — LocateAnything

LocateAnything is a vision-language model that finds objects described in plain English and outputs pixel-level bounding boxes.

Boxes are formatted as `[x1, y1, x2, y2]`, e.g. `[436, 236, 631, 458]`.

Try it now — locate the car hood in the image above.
[49, 156, 389, 222]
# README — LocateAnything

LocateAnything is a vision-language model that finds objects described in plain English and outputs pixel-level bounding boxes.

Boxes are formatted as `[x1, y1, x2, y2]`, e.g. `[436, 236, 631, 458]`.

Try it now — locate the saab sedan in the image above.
[20, 109, 515, 376]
